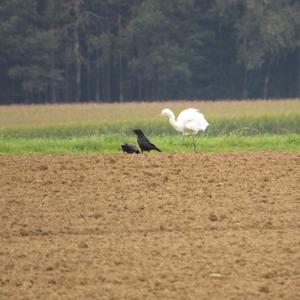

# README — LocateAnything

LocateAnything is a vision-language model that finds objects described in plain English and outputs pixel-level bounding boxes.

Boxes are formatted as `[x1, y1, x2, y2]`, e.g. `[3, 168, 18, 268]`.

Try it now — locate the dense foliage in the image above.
[0, 0, 299, 103]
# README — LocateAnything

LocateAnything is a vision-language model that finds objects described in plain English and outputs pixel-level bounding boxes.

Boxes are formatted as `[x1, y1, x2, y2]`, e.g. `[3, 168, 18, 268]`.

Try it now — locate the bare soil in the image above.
[0, 152, 299, 300]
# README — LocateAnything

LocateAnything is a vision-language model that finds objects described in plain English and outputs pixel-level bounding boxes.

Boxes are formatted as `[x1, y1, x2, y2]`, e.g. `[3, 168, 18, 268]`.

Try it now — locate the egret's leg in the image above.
[192, 135, 197, 152]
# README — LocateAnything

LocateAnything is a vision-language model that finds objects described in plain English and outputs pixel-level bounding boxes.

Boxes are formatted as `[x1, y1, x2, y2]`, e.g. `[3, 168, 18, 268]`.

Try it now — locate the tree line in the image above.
[0, 0, 299, 104]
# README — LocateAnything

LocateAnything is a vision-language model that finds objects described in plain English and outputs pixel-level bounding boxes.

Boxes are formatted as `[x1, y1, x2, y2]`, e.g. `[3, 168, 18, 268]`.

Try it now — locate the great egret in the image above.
[160, 108, 209, 151]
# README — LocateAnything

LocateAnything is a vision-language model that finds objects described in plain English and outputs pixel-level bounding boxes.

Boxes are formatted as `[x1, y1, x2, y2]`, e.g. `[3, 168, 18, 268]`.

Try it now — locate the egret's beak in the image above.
[158, 112, 163, 116]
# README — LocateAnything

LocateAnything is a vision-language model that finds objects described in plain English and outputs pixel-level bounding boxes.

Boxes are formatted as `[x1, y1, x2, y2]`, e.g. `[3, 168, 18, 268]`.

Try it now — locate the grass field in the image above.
[1, 134, 300, 154]
[0, 99, 299, 153]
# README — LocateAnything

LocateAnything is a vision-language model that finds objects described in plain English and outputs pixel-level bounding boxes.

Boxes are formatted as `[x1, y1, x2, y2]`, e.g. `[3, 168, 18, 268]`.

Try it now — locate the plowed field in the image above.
[0, 152, 299, 299]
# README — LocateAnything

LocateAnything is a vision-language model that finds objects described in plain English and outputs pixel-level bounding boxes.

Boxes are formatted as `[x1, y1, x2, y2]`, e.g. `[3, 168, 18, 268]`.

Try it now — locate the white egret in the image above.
[160, 108, 209, 151]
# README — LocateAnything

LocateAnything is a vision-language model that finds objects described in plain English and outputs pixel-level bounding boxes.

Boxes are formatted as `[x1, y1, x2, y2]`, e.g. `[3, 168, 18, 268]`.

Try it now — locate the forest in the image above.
[0, 0, 299, 104]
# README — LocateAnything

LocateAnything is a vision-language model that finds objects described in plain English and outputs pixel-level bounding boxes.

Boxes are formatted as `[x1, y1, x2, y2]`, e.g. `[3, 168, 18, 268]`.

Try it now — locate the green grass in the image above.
[1, 134, 299, 154]
[1, 114, 299, 138]
[0, 100, 299, 154]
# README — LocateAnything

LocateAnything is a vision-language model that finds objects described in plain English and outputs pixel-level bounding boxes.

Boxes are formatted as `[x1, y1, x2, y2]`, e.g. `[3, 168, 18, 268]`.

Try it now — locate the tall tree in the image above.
[0, 0, 299, 103]
[0, 0, 61, 103]
[216, 0, 300, 98]
[125, 0, 207, 99]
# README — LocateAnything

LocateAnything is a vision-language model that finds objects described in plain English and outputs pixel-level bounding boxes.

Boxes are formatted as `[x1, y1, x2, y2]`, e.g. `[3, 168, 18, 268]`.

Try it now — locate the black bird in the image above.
[121, 143, 140, 154]
[133, 129, 161, 153]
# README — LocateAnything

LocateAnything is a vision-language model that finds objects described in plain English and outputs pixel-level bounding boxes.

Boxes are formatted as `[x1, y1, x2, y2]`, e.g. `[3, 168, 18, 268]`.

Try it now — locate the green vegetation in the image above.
[0, 101, 299, 154]
[1, 134, 299, 155]
[1, 100, 300, 137]
[1, 114, 299, 139]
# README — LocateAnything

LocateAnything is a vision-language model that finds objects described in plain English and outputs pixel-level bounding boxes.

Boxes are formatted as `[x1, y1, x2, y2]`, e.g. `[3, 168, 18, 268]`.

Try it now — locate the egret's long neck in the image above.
[168, 112, 182, 132]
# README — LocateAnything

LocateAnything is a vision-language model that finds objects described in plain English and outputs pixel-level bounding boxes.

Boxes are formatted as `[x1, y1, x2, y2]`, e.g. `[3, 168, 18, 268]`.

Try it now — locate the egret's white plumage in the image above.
[160, 108, 209, 134]
[160, 108, 209, 151]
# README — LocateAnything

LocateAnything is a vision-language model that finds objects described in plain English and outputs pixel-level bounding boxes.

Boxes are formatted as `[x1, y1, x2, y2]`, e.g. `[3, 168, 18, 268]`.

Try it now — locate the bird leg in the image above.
[192, 135, 197, 152]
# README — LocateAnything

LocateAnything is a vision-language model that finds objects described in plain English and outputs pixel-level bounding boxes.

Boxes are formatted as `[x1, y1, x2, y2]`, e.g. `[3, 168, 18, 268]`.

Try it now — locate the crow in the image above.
[121, 143, 140, 154]
[133, 129, 161, 153]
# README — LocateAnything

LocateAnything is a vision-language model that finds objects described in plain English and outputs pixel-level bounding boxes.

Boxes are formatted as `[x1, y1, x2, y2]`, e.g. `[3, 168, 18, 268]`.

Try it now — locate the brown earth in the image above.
[0, 152, 299, 300]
